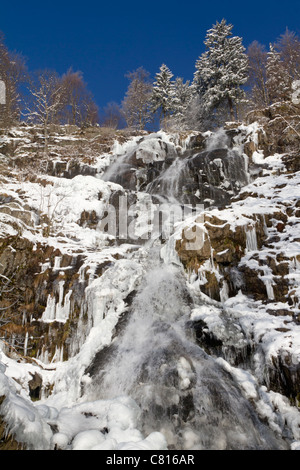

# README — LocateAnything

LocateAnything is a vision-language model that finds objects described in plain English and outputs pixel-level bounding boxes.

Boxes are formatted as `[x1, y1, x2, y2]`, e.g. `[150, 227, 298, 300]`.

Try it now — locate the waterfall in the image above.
[205, 128, 230, 151]
[8, 128, 292, 451]
[81, 256, 287, 449]
[75, 130, 289, 450]
[146, 157, 188, 204]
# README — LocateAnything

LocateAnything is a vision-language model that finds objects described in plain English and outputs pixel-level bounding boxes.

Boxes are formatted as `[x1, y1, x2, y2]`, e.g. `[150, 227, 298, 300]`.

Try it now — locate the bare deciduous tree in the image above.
[121, 67, 153, 130]
[100, 101, 123, 129]
[83, 99, 100, 127]
[266, 44, 291, 104]
[275, 28, 300, 82]
[60, 68, 99, 127]
[0, 31, 28, 128]
[247, 41, 269, 108]
[26, 70, 66, 154]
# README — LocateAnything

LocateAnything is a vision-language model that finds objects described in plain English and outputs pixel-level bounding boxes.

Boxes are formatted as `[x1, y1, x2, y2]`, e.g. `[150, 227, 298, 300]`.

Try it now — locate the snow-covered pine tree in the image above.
[163, 77, 193, 130]
[151, 64, 175, 119]
[172, 77, 192, 118]
[193, 19, 248, 122]
[266, 43, 291, 104]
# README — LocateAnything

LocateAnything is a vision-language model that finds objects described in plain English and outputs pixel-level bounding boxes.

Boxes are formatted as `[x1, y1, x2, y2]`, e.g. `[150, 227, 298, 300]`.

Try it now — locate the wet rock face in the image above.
[238, 265, 272, 301]
[186, 148, 249, 206]
[103, 131, 251, 207]
[190, 313, 300, 406]
[268, 354, 300, 404]
[145, 149, 249, 207]
[282, 154, 300, 173]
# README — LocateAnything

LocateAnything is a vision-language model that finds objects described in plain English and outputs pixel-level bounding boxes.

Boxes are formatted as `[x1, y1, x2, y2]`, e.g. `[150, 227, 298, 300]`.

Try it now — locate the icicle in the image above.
[51, 347, 58, 364]
[262, 214, 268, 237]
[38, 346, 49, 365]
[41, 294, 56, 322]
[41, 283, 72, 323]
[245, 225, 258, 252]
[243, 153, 250, 183]
[220, 280, 229, 303]
[56, 289, 72, 323]
[294, 256, 300, 270]
[40, 261, 51, 273]
[78, 265, 86, 282]
[198, 270, 207, 286]
[24, 332, 28, 356]
[264, 279, 275, 300]
[51, 346, 65, 364]
[210, 247, 215, 270]
[58, 281, 64, 305]
[53, 256, 62, 271]
[59, 346, 64, 362]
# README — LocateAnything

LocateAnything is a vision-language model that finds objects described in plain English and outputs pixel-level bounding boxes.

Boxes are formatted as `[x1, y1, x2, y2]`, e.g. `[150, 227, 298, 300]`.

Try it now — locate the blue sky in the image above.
[1, 0, 300, 112]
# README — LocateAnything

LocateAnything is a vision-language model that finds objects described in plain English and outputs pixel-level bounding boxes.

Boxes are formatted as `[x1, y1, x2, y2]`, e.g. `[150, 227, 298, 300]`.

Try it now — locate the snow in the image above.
[1, 124, 300, 450]
[0, 354, 53, 450]
[0, 349, 167, 450]
[177, 357, 194, 391]
[217, 356, 300, 442]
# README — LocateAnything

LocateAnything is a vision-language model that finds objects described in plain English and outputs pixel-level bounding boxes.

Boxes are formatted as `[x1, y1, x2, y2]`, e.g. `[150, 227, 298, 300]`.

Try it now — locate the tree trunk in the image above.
[228, 97, 235, 121]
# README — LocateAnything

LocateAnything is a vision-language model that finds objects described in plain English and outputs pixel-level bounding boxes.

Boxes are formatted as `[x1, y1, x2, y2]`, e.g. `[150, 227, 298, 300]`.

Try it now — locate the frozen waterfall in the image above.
[83, 260, 287, 449]
[77, 129, 289, 450]
[2, 127, 296, 451]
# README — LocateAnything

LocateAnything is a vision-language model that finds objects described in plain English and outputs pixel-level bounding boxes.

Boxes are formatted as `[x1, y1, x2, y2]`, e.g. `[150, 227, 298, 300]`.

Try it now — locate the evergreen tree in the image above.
[172, 77, 192, 118]
[165, 78, 194, 130]
[151, 64, 174, 119]
[193, 19, 248, 122]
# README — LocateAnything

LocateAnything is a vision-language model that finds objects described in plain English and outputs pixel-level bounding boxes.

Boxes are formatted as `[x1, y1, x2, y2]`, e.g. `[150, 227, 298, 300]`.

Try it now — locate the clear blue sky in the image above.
[1, 0, 300, 112]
